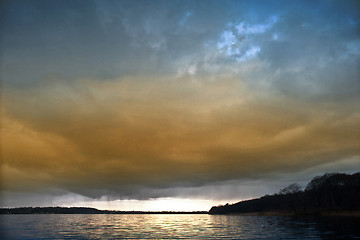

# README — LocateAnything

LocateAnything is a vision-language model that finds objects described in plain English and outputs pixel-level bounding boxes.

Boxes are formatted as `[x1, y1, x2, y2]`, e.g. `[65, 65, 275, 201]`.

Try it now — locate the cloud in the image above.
[1, 0, 359, 203]
[2, 75, 359, 199]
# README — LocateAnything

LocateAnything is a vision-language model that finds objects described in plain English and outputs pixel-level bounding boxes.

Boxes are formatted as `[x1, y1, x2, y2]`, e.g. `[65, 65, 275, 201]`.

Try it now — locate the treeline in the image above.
[0, 207, 103, 214]
[0, 207, 207, 214]
[209, 172, 360, 215]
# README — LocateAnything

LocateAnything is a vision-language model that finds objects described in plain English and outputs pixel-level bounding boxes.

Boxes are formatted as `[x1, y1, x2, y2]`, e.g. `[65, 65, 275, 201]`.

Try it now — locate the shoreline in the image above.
[213, 210, 360, 217]
[0, 207, 208, 215]
[1, 208, 360, 216]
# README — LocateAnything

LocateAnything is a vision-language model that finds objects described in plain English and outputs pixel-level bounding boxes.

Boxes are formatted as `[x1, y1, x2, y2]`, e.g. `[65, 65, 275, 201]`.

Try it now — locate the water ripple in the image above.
[0, 214, 359, 239]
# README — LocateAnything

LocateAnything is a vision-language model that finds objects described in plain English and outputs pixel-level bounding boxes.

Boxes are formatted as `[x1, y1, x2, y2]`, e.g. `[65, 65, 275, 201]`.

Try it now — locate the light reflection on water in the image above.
[0, 214, 359, 239]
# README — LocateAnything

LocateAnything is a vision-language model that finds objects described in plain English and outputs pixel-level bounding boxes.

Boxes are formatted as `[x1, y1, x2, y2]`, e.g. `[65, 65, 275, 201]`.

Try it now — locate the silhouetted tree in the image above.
[305, 173, 337, 191]
[209, 172, 360, 215]
[278, 183, 302, 195]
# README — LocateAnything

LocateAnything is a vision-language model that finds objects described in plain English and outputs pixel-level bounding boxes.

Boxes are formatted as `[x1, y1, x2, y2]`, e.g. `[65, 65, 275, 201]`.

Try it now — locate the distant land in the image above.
[0, 207, 207, 215]
[210, 172, 360, 216]
[1, 172, 359, 216]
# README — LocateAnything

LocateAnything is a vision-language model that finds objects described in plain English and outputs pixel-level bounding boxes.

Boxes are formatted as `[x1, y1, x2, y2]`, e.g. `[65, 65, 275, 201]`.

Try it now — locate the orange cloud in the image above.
[1, 76, 359, 198]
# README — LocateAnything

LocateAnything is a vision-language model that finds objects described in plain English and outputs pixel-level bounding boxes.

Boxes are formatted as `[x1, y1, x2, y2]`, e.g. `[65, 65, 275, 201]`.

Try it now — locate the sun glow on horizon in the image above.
[55, 197, 234, 212]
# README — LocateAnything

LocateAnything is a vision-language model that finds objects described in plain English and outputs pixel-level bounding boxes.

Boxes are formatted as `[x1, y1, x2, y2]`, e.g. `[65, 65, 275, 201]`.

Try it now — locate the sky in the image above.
[1, 0, 359, 211]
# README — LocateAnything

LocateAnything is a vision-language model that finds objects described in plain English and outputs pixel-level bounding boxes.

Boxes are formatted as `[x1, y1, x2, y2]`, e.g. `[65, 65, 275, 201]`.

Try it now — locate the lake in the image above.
[1, 214, 359, 239]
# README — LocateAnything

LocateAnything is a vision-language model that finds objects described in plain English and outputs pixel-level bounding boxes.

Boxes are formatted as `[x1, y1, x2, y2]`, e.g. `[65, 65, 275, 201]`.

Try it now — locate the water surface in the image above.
[1, 214, 359, 239]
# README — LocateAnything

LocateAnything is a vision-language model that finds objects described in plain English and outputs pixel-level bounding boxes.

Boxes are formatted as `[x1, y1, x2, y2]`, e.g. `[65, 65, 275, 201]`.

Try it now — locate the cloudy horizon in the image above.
[1, 0, 359, 211]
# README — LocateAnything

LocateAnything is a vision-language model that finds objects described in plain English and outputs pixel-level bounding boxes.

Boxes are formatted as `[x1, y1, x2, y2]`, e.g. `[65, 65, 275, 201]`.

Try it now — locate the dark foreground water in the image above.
[1, 214, 359, 239]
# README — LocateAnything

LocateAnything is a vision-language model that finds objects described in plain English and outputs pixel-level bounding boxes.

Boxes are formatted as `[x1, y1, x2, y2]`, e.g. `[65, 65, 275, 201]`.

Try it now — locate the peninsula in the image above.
[209, 172, 360, 216]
